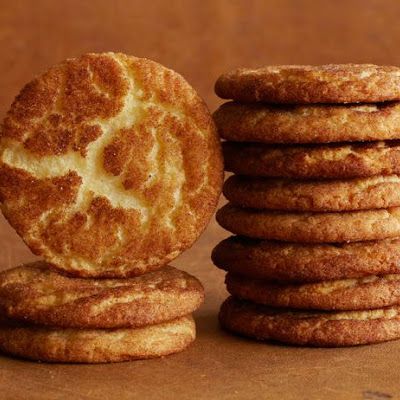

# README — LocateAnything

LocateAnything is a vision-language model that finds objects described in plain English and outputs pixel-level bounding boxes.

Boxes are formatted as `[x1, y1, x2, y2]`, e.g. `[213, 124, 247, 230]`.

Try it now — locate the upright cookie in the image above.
[212, 236, 400, 282]
[0, 315, 195, 363]
[215, 64, 400, 103]
[214, 102, 400, 143]
[219, 297, 400, 347]
[223, 175, 400, 212]
[0, 261, 204, 328]
[0, 52, 223, 277]
[226, 273, 400, 311]
[217, 204, 400, 243]
[222, 141, 400, 179]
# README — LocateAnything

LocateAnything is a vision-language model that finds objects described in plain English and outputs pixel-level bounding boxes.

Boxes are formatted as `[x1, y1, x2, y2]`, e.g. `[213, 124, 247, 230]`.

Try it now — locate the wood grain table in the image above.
[1, 1, 400, 398]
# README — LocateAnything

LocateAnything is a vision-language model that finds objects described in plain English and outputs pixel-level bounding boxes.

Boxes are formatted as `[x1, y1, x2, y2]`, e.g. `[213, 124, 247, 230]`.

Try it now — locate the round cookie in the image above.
[223, 175, 400, 212]
[0, 315, 195, 363]
[212, 236, 400, 282]
[222, 141, 400, 179]
[219, 297, 400, 347]
[215, 64, 400, 103]
[0, 52, 223, 277]
[0, 261, 204, 328]
[226, 273, 400, 311]
[216, 204, 400, 243]
[214, 102, 400, 143]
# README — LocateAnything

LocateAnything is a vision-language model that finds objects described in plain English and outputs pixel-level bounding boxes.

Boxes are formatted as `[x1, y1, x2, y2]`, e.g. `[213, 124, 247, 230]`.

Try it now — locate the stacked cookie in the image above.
[0, 52, 223, 362]
[0, 263, 204, 363]
[212, 65, 400, 347]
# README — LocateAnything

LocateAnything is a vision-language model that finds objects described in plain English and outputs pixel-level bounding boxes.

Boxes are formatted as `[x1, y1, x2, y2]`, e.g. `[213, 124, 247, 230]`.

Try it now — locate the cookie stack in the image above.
[212, 65, 400, 347]
[0, 52, 223, 362]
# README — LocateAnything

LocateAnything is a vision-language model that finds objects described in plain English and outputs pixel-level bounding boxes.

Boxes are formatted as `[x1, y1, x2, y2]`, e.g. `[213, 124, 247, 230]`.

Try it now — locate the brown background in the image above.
[1, 1, 400, 399]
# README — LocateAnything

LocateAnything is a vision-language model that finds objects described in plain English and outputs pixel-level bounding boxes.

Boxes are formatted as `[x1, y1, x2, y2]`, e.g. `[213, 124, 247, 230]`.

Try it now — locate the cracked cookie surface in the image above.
[0, 52, 223, 277]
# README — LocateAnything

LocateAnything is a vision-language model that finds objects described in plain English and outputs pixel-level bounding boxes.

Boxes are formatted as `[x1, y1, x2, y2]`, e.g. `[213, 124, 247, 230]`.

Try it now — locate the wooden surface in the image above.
[1, 1, 400, 399]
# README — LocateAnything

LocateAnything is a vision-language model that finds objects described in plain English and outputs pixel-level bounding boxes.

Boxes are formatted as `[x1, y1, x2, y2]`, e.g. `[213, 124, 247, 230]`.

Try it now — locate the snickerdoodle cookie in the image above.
[212, 236, 400, 282]
[222, 141, 400, 179]
[219, 297, 400, 347]
[0, 52, 223, 277]
[0, 315, 195, 363]
[214, 102, 400, 143]
[226, 273, 400, 310]
[216, 204, 400, 243]
[215, 64, 400, 103]
[223, 175, 400, 211]
[0, 261, 204, 328]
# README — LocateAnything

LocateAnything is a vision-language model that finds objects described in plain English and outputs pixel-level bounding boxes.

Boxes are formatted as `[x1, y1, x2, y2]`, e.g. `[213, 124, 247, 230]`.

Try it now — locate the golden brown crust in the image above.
[212, 236, 400, 282]
[219, 297, 400, 347]
[0, 52, 223, 277]
[223, 175, 400, 212]
[226, 273, 400, 310]
[216, 204, 400, 243]
[0, 315, 195, 363]
[0, 262, 204, 328]
[215, 65, 400, 104]
[214, 102, 400, 143]
[222, 141, 400, 179]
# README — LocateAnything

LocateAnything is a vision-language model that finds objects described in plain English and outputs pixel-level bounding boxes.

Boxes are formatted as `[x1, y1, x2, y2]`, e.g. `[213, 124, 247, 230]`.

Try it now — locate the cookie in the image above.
[226, 273, 400, 310]
[219, 297, 400, 346]
[0, 261, 204, 328]
[0, 52, 223, 277]
[215, 64, 400, 103]
[223, 175, 400, 212]
[0, 315, 195, 363]
[214, 102, 400, 143]
[216, 204, 400, 243]
[212, 236, 400, 282]
[222, 141, 400, 179]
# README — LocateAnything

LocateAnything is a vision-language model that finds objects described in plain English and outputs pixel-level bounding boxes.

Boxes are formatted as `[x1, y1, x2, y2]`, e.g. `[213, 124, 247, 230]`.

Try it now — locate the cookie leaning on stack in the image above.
[213, 64, 400, 347]
[0, 52, 223, 362]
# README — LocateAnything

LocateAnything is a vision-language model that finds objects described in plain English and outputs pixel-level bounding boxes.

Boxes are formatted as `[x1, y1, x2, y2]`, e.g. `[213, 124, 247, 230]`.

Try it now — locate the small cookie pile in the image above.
[0, 52, 223, 362]
[213, 64, 400, 347]
[0, 263, 203, 362]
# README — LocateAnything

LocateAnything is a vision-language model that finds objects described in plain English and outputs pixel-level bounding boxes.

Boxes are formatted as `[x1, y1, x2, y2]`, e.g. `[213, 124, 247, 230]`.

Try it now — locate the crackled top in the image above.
[0, 53, 223, 277]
